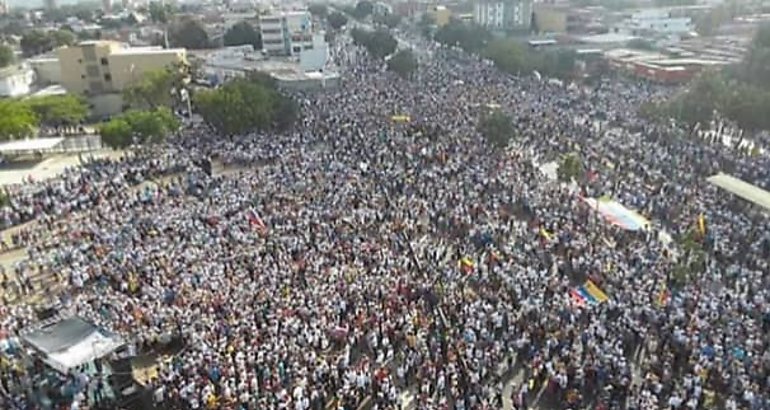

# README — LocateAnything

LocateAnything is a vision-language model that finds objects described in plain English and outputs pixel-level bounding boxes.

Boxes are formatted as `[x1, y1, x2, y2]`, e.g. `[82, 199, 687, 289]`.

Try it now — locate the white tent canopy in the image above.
[21, 317, 125, 374]
[707, 173, 770, 211]
[0, 137, 64, 154]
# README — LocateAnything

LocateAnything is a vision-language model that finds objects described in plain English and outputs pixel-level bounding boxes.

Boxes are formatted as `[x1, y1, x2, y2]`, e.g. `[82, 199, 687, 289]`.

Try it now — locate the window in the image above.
[77, 58, 83, 64]
[81, 74, 86, 79]
[104, 73, 112, 81]
[100, 57, 109, 66]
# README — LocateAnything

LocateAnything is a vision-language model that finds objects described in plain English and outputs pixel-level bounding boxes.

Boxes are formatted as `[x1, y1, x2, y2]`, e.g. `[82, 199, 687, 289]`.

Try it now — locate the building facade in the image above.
[474, 0, 532, 31]
[259, 11, 314, 56]
[57, 41, 186, 115]
[620, 9, 693, 35]
[0, 64, 35, 98]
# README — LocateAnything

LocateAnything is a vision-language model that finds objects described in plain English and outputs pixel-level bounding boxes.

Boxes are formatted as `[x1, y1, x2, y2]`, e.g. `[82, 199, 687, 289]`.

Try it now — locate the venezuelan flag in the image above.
[576, 286, 598, 304]
[569, 289, 587, 306]
[583, 280, 609, 303]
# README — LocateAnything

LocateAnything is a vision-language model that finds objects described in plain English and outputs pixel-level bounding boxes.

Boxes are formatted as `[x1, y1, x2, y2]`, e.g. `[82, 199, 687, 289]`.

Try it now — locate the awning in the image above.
[707, 173, 770, 211]
[21, 317, 125, 373]
[0, 137, 64, 154]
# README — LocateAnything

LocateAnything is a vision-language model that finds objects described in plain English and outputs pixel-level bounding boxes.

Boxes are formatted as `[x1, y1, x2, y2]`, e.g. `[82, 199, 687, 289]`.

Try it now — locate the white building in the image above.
[621, 9, 693, 35]
[474, 0, 532, 31]
[298, 33, 329, 72]
[0, 64, 35, 98]
[260, 11, 314, 56]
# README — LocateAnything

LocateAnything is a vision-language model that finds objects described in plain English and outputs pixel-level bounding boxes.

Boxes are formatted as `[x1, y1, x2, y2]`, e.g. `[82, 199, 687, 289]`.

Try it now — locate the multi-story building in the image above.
[57, 41, 186, 115]
[259, 11, 314, 56]
[0, 0, 9, 15]
[44, 0, 57, 10]
[619, 9, 693, 35]
[474, 0, 532, 31]
[0, 64, 36, 98]
[102, 0, 112, 13]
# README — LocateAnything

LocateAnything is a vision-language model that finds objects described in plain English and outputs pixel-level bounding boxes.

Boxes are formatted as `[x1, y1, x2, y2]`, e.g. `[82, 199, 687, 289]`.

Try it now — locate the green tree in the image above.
[354, 0, 374, 19]
[478, 110, 514, 149]
[122, 108, 179, 144]
[627, 38, 655, 50]
[0, 44, 13, 68]
[739, 23, 770, 89]
[100, 107, 179, 148]
[418, 13, 435, 38]
[482, 39, 532, 74]
[374, 13, 401, 29]
[0, 100, 38, 141]
[435, 20, 491, 53]
[148, 1, 174, 24]
[557, 153, 584, 182]
[224, 21, 262, 49]
[124, 66, 187, 109]
[169, 19, 210, 49]
[50, 29, 76, 47]
[20, 31, 54, 57]
[352, 28, 397, 59]
[194, 77, 297, 135]
[99, 118, 133, 148]
[327, 11, 348, 30]
[26, 95, 88, 127]
[666, 71, 728, 127]
[308, 3, 328, 17]
[388, 49, 417, 79]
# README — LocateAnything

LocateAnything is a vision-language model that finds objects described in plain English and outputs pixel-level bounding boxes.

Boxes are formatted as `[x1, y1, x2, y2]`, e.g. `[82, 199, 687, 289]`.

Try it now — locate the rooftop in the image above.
[707, 173, 770, 211]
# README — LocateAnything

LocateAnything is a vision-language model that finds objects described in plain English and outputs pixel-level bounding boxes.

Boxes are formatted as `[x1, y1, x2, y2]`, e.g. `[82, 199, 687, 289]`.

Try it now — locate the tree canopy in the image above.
[193, 76, 297, 136]
[124, 65, 188, 110]
[100, 107, 179, 148]
[478, 110, 514, 149]
[373, 13, 401, 29]
[26, 95, 88, 127]
[308, 3, 328, 17]
[0, 100, 38, 141]
[224, 21, 262, 50]
[482, 38, 576, 79]
[20, 29, 75, 57]
[353, 1, 374, 19]
[387, 49, 417, 79]
[352, 28, 397, 59]
[0, 44, 13, 68]
[169, 19, 210, 49]
[434, 20, 491, 53]
[641, 25, 770, 133]
[148, 1, 175, 24]
[557, 153, 584, 182]
[327, 12, 348, 30]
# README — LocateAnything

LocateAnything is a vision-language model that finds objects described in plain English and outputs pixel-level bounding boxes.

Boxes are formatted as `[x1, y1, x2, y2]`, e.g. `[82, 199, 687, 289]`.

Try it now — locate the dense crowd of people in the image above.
[0, 31, 768, 410]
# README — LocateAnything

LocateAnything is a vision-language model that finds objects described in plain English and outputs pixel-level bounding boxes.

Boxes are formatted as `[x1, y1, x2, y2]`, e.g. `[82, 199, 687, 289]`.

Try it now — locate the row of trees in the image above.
[433, 20, 576, 79]
[350, 27, 418, 78]
[0, 95, 89, 140]
[641, 24, 770, 133]
[19, 29, 76, 57]
[351, 28, 397, 59]
[193, 74, 298, 136]
[99, 108, 179, 148]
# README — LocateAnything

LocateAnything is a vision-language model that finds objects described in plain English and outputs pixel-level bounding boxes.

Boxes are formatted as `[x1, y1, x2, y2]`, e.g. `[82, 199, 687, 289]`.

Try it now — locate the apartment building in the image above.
[57, 41, 186, 115]
[474, 0, 533, 31]
[259, 11, 314, 56]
